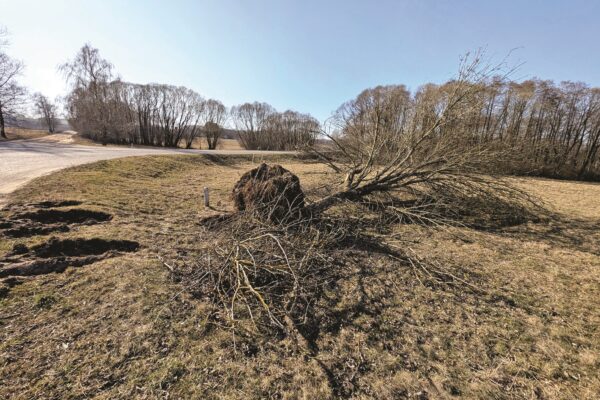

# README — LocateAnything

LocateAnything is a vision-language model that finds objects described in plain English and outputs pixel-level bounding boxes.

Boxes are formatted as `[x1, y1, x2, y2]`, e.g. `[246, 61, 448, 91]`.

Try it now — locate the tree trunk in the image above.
[0, 108, 6, 139]
[306, 189, 361, 214]
[208, 136, 217, 150]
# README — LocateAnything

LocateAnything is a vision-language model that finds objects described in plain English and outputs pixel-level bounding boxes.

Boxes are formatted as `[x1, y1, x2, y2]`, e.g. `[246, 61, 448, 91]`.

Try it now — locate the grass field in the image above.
[0, 155, 599, 399]
[194, 137, 243, 150]
[1, 127, 50, 141]
[0, 127, 243, 150]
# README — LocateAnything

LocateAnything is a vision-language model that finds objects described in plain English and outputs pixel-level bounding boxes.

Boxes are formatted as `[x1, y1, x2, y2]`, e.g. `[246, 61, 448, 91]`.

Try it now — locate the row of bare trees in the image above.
[320, 76, 600, 182]
[231, 102, 320, 150]
[0, 27, 27, 139]
[7, 40, 600, 179]
[68, 80, 216, 148]
[62, 45, 320, 150]
[0, 27, 61, 136]
[467, 79, 600, 179]
[60, 45, 213, 147]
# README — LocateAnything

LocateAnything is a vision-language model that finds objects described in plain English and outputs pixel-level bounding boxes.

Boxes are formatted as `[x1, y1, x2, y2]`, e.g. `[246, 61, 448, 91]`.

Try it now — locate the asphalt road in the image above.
[0, 138, 290, 205]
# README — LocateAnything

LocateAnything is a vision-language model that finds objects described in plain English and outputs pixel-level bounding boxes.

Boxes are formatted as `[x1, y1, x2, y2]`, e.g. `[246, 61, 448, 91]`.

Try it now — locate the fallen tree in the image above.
[168, 52, 544, 337]
[305, 51, 541, 223]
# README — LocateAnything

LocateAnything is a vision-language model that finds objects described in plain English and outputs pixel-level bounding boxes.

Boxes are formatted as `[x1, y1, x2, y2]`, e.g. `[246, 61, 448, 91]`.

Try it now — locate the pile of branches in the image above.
[171, 213, 353, 333]
[358, 175, 544, 230]
[169, 182, 542, 337]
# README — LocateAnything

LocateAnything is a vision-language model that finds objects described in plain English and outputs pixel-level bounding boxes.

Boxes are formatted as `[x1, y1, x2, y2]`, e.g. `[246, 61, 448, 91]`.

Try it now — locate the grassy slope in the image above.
[0, 155, 598, 399]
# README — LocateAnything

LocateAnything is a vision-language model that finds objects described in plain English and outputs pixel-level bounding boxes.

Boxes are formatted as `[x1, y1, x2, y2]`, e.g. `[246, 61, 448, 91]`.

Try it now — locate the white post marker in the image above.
[203, 187, 210, 208]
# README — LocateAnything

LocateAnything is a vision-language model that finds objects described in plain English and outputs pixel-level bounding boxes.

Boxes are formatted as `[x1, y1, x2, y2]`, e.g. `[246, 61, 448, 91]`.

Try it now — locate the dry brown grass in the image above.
[0, 129, 244, 149]
[2, 127, 50, 141]
[0, 155, 598, 399]
[189, 137, 243, 150]
[0, 127, 101, 146]
[215, 138, 243, 150]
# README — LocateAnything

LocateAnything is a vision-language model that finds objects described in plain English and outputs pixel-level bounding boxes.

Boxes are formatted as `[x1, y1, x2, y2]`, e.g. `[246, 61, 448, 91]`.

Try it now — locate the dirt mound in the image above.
[9, 243, 29, 256]
[0, 237, 140, 280]
[1, 203, 113, 239]
[232, 163, 305, 221]
[31, 237, 139, 258]
[32, 200, 82, 209]
[0, 221, 13, 229]
[15, 209, 111, 225]
[0, 255, 109, 278]
[3, 223, 70, 238]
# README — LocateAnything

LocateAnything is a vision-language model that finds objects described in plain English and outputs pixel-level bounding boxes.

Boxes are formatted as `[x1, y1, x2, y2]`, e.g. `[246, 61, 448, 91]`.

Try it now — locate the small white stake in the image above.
[203, 187, 210, 208]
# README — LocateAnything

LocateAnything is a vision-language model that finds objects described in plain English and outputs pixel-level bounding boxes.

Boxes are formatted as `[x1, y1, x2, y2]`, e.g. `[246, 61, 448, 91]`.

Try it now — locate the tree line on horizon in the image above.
[1, 35, 600, 179]
[333, 79, 600, 180]
[60, 45, 319, 150]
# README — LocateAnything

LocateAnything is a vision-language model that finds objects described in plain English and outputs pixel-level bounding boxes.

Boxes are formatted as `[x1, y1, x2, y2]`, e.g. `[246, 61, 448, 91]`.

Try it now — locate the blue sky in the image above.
[1, 0, 599, 121]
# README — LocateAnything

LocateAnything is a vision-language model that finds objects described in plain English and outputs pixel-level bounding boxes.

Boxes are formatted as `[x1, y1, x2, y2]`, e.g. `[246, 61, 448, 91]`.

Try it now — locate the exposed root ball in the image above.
[232, 163, 305, 222]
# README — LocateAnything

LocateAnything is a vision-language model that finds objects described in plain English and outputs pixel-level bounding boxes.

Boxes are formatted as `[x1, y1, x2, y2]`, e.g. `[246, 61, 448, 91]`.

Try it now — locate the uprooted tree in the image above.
[305, 51, 541, 224]
[169, 52, 543, 335]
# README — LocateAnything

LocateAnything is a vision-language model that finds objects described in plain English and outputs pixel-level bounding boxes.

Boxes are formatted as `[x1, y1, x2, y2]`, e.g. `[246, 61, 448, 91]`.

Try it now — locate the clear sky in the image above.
[1, 0, 599, 121]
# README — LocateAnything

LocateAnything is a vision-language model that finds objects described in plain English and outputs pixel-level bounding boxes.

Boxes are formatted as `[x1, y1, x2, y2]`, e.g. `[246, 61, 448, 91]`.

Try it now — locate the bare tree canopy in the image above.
[60, 44, 117, 144]
[32, 93, 58, 133]
[231, 102, 319, 150]
[204, 99, 227, 149]
[0, 28, 26, 139]
[308, 52, 539, 216]
[60, 43, 115, 91]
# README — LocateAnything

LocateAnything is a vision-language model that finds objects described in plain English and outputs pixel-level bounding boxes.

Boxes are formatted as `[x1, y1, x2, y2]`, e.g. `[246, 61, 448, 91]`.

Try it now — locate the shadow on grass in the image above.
[493, 214, 600, 256]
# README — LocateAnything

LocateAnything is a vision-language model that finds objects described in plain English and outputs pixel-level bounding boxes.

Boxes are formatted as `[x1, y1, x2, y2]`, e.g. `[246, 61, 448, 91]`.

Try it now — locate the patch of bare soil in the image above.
[0, 237, 139, 291]
[14, 208, 112, 224]
[1, 237, 139, 275]
[0, 201, 138, 296]
[32, 200, 82, 209]
[1, 254, 113, 278]
[31, 237, 139, 258]
[0, 203, 111, 238]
